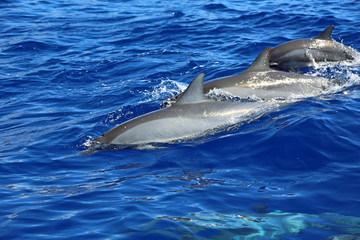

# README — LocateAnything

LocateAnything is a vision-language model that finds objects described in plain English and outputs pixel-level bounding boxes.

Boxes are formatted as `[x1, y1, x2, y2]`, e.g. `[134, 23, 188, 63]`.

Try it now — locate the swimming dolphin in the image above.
[153, 210, 360, 240]
[163, 47, 336, 106]
[269, 25, 359, 71]
[204, 47, 335, 99]
[93, 74, 271, 148]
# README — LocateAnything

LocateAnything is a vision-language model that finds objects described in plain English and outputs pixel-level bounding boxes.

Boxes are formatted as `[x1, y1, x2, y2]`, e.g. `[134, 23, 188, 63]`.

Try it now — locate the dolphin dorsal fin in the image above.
[175, 73, 205, 105]
[244, 47, 272, 72]
[314, 25, 334, 40]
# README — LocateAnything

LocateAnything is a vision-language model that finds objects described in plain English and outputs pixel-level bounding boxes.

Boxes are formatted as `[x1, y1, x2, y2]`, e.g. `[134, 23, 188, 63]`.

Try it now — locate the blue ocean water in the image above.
[1, 0, 360, 239]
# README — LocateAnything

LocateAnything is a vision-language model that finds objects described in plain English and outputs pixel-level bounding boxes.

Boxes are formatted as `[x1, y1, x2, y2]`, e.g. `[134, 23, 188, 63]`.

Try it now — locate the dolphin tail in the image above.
[313, 25, 334, 40]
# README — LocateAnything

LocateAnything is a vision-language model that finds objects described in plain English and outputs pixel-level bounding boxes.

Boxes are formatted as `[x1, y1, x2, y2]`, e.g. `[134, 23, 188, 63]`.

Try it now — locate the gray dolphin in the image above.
[269, 25, 359, 71]
[93, 73, 272, 148]
[203, 47, 335, 100]
[164, 47, 335, 106]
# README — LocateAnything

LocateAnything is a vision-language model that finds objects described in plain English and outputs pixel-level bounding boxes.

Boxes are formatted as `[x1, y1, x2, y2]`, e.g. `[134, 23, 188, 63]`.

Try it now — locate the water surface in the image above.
[1, 0, 360, 239]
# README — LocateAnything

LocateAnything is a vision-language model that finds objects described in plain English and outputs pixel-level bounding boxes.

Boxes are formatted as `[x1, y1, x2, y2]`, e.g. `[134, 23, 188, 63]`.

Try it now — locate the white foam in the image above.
[139, 79, 187, 104]
[83, 136, 94, 147]
[308, 61, 360, 95]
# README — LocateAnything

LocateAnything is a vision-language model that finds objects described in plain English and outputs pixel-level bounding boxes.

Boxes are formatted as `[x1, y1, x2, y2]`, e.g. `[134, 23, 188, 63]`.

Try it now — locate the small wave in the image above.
[170, 10, 185, 18]
[4, 40, 68, 53]
[203, 3, 229, 11]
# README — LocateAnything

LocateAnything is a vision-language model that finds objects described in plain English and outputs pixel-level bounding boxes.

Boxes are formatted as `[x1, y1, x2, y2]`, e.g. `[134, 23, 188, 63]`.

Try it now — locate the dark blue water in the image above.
[1, 0, 360, 239]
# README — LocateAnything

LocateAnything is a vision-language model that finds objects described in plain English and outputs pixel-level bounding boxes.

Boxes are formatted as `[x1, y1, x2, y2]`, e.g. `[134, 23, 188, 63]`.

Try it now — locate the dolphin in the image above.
[152, 210, 360, 240]
[203, 47, 335, 99]
[93, 73, 272, 149]
[269, 25, 359, 71]
[163, 47, 337, 106]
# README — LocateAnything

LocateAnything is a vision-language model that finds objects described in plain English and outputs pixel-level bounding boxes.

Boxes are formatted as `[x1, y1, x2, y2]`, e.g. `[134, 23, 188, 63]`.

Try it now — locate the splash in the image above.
[138, 79, 187, 104]
[308, 60, 360, 94]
